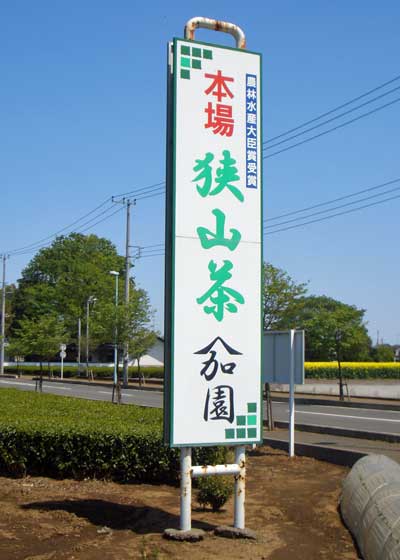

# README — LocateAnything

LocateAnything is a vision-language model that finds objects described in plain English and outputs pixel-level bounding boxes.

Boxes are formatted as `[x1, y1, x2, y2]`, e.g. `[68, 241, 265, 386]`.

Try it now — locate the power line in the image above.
[140, 243, 165, 250]
[113, 181, 165, 199]
[5, 75, 400, 260]
[265, 192, 400, 235]
[138, 252, 165, 259]
[6, 198, 113, 255]
[264, 95, 400, 159]
[11, 205, 125, 257]
[264, 73, 400, 144]
[134, 188, 165, 201]
[264, 184, 400, 230]
[265, 177, 400, 223]
[263, 84, 400, 151]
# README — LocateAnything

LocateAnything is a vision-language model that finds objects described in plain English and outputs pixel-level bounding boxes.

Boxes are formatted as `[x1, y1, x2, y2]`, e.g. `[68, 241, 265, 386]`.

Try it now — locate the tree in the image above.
[12, 233, 126, 339]
[90, 288, 155, 381]
[263, 263, 307, 330]
[371, 344, 394, 362]
[288, 295, 372, 361]
[0, 283, 16, 344]
[8, 314, 68, 374]
[130, 328, 157, 385]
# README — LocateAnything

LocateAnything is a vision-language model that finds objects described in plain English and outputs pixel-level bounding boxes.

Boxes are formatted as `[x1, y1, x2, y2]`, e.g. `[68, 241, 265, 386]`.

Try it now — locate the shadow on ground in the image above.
[22, 498, 216, 533]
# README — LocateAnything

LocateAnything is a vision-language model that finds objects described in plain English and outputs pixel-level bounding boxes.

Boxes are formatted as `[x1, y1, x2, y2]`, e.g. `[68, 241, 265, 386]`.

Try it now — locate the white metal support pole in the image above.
[61, 352, 64, 380]
[234, 446, 246, 529]
[180, 447, 192, 532]
[289, 329, 295, 457]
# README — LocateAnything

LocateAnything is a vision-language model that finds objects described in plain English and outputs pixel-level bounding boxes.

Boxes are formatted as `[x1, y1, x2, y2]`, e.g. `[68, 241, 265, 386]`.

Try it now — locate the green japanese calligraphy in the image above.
[196, 260, 245, 322]
[197, 209, 241, 251]
[192, 150, 243, 202]
[193, 152, 214, 197]
[214, 150, 243, 202]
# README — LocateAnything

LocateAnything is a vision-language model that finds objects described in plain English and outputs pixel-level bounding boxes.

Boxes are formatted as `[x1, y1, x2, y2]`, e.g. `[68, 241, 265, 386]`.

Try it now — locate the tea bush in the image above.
[0, 389, 227, 483]
[197, 475, 234, 511]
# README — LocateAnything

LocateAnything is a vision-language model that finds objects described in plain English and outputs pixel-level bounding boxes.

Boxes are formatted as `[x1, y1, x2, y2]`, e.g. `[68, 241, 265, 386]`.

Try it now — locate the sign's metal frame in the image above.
[164, 36, 263, 450]
[163, 17, 263, 538]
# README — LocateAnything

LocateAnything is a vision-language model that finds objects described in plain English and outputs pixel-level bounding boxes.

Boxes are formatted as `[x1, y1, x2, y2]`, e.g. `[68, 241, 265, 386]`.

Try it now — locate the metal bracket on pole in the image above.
[184, 17, 246, 49]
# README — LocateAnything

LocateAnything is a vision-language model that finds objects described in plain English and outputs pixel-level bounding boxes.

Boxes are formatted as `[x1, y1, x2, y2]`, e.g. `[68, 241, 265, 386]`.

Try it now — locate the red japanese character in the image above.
[204, 70, 234, 102]
[204, 103, 234, 137]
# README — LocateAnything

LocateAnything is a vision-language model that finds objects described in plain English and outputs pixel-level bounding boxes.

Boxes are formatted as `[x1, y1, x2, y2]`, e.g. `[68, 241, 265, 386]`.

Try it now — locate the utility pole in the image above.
[0, 255, 7, 376]
[112, 196, 135, 387]
[123, 199, 131, 387]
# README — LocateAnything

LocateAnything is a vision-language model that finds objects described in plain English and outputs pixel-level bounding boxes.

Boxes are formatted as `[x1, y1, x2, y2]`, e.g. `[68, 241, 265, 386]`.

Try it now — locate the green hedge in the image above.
[305, 362, 400, 380]
[4, 365, 164, 379]
[0, 389, 226, 482]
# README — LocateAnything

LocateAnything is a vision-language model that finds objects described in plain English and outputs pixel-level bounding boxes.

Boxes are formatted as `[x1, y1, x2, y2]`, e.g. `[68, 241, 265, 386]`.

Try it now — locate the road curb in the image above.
[270, 421, 400, 443]
[263, 436, 365, 468]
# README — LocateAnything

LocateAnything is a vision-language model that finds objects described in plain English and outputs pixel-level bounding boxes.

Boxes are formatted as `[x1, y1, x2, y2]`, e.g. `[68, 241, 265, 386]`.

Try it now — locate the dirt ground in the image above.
[0, 446, 359, 560]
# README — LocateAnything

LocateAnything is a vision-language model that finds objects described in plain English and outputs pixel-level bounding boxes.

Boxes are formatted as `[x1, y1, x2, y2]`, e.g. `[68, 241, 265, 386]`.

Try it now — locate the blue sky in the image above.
[1, 1, 399, 343]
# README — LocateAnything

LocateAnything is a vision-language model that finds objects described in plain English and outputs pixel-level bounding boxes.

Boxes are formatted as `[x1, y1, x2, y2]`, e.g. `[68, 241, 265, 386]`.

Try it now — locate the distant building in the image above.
[130, 336, 164, 367]
[394, 346, 400, 362]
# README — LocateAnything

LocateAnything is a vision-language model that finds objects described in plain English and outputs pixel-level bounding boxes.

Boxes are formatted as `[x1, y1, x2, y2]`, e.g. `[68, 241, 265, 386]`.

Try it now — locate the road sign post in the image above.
[164, 17, 262, 539]
[263, 330, 305, 456]
[59, 344, 66, 380]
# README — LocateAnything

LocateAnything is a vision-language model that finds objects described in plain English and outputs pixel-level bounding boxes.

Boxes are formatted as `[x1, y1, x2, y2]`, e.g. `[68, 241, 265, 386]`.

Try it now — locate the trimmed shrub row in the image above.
[305, 362, 400, 380]
[0, 389, 227, 483]
[4, 365, 164, 379]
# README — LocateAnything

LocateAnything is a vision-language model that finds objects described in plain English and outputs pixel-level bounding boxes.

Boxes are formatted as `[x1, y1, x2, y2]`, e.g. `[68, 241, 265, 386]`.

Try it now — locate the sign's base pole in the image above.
[180, 447, 192, 531]
[234, 446, 246, 529]
[164, 447, 205, 541]
[165, 446, 256, 541]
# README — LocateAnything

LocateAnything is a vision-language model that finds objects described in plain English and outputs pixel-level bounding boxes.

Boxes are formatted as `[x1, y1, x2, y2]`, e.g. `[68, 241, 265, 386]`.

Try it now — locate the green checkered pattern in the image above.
[225, 402, 258, 440]
[179, 45, 213, 80]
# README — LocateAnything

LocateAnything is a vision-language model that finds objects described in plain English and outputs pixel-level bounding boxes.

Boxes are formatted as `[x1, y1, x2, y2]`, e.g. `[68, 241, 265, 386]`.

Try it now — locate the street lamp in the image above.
[109, 271, 119, 386]
[86, 295, 97, 376]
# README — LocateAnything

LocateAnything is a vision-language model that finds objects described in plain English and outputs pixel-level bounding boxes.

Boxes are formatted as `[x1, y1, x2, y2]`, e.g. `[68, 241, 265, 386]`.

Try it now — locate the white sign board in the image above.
[263, 330, 305, 385]
[164, 38, 262, 447]
[59, 351, 66, 359]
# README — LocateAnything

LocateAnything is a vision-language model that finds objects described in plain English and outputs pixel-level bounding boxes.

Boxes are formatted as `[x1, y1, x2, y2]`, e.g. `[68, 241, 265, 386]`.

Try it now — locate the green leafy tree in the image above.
[371, 344, 394, 362]
[289, 295, 372, 361]
[130, 328, 157, 384]
[90, 288, 155, 380]
[263, 263, 307, 330]
[12, 233, 126, 339]
[8, 314, 68, 373]
[0, 283, 16, 345]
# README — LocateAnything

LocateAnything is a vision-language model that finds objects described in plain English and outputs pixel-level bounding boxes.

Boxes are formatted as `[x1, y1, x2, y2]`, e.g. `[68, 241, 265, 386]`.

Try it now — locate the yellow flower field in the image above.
[305, 362, 400, 379]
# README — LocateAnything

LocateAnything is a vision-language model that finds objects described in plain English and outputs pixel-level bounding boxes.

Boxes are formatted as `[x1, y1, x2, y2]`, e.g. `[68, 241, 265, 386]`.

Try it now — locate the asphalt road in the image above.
[1, 377, 400, 436]
[0, 378, 162, 408]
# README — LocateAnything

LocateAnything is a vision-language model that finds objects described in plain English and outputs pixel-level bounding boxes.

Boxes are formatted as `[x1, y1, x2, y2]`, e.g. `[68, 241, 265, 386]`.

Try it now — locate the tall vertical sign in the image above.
[165, 37, 262, 447]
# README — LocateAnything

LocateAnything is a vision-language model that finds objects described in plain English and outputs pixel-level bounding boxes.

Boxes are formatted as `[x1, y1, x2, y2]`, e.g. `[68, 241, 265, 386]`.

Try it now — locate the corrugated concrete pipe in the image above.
[340, 454, 400, 559]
